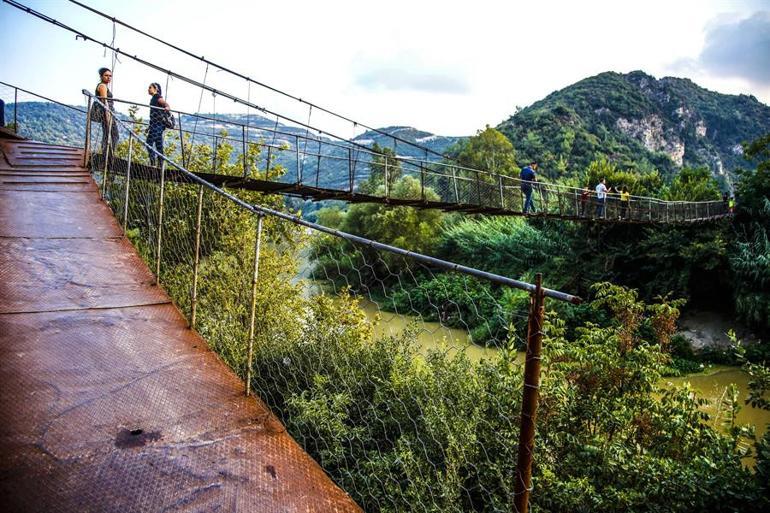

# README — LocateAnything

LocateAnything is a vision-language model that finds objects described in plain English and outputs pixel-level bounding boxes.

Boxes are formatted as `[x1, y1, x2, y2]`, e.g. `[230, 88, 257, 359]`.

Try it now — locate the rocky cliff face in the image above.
[498, 70, 770, 181]
[615, 115, 685, 166]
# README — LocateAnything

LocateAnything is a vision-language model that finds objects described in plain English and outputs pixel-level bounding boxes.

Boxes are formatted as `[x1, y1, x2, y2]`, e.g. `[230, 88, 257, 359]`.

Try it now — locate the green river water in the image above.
[358, 299, 770, 437]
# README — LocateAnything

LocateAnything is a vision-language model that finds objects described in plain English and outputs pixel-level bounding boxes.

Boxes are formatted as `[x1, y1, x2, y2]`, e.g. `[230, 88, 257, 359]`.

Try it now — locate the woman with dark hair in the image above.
[95, 67, 118, 156]
[147, 82, 170, 166]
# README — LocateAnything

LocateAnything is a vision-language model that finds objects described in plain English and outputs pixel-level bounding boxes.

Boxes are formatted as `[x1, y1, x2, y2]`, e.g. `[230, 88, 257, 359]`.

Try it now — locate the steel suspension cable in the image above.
[86, 87, 582, 305]
[2, 0, 398, 160]
[2, 0, 731, 212]
[64, 0, 452, 162]
[191, 64, 209, 148]
[7, 0, 603, 202]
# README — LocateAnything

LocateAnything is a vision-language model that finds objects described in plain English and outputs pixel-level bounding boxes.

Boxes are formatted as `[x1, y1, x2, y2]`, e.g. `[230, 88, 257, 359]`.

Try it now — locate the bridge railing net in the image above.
[87, 102, 542, 513]
[0, 82, 87, 147]
[95, 96, 728, 223]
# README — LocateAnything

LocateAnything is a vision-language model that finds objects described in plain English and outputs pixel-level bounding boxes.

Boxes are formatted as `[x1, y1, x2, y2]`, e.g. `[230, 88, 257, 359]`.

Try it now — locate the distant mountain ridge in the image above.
[351, 126, 464, 158]
[8, 71, 769, 187]
[498, 70, 770, 182]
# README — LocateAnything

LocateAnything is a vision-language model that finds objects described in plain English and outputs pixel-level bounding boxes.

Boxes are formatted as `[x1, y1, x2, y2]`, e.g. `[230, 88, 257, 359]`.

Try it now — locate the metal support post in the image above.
[295, 135, 302, 184]
[265, 146, 272, 179]
[190, 185, 204, 328]
[348, 148, 354, 193]
[212, 136, 218, 172]
[122, 137, 133, 230]
[242, 125, 248, 177]
[499, 175, 505, 210]
[178, 115, 187, 168]
[514, 273, 545, 513]
[83, 96, 93, 168]
[384, 156, 389, 200]
[155, 161, 166, 285]
[245, 214, 264, 396]
[13, 87, 18, 134]
[420, 162, 426, 203]
[452, 167, 460, 203]
[101, 117, 113, 199]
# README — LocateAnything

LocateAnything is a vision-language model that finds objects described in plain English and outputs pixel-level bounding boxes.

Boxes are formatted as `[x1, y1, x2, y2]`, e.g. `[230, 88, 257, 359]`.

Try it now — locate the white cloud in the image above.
[699, 11, 770, 85]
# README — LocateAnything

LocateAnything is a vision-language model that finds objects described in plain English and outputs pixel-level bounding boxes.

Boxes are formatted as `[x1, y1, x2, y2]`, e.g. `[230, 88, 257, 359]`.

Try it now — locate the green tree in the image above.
[451, 125, 517, 181]
[665, 166, 722, 201]
[360, 142, 402, 194]
[584, 156, 663, 196]
[341, 176, 442, 253]
[536, 284, 763, 512]
[731, 134, 770, 334]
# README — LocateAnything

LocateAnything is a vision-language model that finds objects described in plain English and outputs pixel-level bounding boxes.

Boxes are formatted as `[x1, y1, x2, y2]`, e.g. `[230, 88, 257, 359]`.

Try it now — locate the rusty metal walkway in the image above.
[0, 136, 361, 512]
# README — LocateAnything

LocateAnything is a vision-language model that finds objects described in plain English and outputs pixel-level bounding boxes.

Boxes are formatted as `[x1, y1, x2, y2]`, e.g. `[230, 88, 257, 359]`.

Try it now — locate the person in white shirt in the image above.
[595, 178, 608, 218]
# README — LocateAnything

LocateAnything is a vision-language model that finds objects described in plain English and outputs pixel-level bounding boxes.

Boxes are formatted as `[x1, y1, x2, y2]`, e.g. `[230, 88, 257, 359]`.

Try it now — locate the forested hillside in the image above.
[498, 71, 770, 184]
[5, 102, 88, 147]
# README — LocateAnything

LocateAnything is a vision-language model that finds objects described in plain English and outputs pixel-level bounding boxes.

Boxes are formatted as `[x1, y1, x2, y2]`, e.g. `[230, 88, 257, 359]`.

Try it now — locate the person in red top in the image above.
[579, 184, 591, 217]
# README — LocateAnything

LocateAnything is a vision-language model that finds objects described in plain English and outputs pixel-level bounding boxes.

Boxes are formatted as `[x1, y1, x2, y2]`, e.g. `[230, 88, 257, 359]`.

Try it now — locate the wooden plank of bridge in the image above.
[0, 136, 362, 513]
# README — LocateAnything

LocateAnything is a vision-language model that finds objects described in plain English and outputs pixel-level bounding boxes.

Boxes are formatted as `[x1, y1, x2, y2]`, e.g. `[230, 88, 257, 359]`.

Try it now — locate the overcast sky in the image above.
[1, 0, 769, 136]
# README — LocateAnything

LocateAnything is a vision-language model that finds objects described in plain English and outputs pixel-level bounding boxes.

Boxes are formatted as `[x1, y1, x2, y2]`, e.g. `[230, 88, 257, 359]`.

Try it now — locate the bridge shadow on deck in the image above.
[0, 136, 361, 512]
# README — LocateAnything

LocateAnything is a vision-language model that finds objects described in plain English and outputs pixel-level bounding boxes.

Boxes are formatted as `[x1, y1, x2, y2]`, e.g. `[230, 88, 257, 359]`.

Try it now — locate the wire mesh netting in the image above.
[1, 74, 737, 509]
[0, 82, 87, 147]
[90, 93, 729, 226]
[87, 97, 556, 512]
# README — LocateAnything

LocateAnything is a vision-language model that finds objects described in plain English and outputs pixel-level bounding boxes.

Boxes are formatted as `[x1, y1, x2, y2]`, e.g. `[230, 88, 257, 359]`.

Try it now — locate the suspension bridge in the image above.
[0, 1, 741, 512]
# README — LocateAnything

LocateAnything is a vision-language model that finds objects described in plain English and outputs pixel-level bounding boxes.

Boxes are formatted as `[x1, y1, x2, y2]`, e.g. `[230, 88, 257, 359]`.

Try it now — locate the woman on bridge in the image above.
[147, 83, 171, 166]
[619, 186, 630, 219]
[94, 67, 118, 159]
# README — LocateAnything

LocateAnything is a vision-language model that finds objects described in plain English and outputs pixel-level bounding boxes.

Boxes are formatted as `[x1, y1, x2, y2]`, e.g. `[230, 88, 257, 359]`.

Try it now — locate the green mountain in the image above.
[352, 126, 464, 158]
[497, 70, 770, 183]
[4, 102, 88, 147]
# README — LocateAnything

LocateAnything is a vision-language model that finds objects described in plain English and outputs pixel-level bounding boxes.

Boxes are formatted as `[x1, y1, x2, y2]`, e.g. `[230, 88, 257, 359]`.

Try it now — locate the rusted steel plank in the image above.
[0, 138, 363, 513]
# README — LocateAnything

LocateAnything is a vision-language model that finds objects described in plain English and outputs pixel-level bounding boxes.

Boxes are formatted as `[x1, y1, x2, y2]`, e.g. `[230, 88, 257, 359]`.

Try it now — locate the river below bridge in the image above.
[357, 299, 770, 438]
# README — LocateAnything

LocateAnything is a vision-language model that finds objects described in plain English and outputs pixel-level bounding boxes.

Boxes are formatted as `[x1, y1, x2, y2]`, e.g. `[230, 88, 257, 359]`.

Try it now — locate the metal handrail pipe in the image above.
[87, 91, 582, 305]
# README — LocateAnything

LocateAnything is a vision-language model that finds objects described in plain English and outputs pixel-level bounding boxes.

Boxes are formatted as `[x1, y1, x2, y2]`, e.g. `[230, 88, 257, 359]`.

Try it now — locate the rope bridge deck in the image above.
[0, 134, 361, 512]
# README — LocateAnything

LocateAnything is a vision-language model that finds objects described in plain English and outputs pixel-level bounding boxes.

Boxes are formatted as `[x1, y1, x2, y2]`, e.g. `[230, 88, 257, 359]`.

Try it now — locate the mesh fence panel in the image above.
[86, 99, 547, 512]
[0, 83, 87, 147]
[90, 94, 729, 224]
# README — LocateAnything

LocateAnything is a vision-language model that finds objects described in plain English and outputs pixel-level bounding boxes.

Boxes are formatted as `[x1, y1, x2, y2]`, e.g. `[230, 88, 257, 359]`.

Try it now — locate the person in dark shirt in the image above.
[520, 161, 538, 214]
[147, 82, 170, 166]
